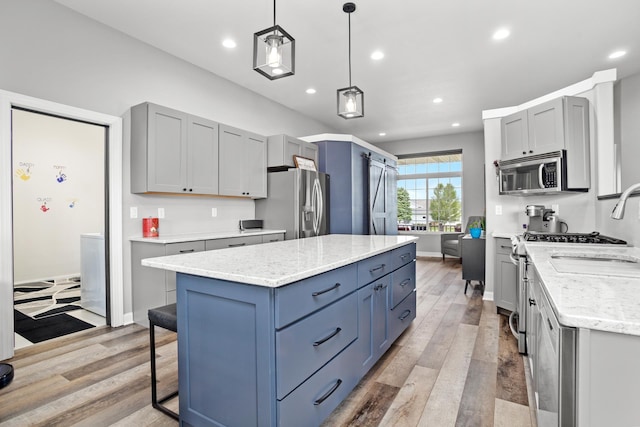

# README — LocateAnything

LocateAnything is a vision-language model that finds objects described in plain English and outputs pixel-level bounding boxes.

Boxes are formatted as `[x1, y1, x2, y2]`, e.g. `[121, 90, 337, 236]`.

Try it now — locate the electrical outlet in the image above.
[495, 205, 503, 215]
[158, 208, 165, 219]
[130, 207, 138, 219]
[552, 204, 559, 215]
[211, 207, 217, 217]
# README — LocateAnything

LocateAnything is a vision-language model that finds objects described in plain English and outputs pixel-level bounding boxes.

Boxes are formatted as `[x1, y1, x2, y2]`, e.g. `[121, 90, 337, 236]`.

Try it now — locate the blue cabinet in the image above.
[176, 242, 416, 426]
[315, 139, 397, 235]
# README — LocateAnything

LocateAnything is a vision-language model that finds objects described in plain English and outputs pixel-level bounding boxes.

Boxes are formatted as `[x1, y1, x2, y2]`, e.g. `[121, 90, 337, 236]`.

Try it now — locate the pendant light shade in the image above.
[253, 0, 295, 80]
[337, 2, 364, 119]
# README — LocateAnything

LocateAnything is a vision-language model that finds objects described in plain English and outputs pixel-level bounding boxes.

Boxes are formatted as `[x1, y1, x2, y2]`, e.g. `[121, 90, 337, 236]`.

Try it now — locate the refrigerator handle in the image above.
[312, 178, 322, 235]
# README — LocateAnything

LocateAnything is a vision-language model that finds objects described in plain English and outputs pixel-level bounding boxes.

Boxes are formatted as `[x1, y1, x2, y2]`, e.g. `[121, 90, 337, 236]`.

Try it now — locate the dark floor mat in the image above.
[14, 310, 94, 343]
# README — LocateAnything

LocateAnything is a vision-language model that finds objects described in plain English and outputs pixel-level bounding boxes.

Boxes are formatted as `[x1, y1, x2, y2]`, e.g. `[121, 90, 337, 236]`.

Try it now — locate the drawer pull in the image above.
[228, 242, 246, 248]
[268, 239, 279, 242]
[179, 249, 195, 253]
[369, 264, 386, 273]
[399, 252, 411, 260]
[529, 298, 537, 306]
[313, 379, 343, 406]
[312, 283, 341, 297]
[399, 278, 411, 287]
[313, 327, 342, 347]
[500, 245, 512, 250]
[399, 309, 412, 321]
[373, 283, 385, 291]
[547, 317, 554, 331]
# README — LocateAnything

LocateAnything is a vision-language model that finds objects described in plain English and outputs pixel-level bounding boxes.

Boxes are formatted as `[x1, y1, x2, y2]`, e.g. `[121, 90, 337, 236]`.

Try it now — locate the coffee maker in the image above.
[525, 205, 567, 233]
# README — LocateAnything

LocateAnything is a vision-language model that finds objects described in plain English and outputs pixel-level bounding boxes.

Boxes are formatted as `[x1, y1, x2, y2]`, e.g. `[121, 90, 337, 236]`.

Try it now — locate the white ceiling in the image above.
[54, 0, 640, 144]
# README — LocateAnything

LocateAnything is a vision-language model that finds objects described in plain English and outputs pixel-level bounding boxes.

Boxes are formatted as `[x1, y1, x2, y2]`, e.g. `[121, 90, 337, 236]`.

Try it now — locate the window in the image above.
[397, 151, 462, 232]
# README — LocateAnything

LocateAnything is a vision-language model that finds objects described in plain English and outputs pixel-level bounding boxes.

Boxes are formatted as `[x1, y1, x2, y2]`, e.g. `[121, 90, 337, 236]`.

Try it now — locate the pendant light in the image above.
[253, 0, 295, 80]
[337, 2, 364, 119]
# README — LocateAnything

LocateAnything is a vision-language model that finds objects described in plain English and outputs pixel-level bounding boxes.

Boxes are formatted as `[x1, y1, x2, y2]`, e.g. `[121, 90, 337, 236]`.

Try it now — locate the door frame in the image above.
[0, 90, 124, 360]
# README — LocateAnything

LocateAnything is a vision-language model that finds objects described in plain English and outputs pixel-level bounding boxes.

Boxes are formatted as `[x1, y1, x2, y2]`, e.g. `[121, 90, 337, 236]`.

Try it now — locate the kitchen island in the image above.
[142, 234, 418, 426]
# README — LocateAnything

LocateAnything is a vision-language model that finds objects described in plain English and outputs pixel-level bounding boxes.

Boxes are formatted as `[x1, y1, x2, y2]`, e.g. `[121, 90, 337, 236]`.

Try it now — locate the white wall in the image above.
[0, 0, 335, 317]
[12, 109, 105, 283]
[376, 131, 486, 255]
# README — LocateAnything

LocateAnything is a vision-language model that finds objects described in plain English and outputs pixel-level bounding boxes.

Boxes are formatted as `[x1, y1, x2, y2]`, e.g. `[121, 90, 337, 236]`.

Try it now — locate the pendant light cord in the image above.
[273, 0, 277, 27]
[348, 12, 352, 87]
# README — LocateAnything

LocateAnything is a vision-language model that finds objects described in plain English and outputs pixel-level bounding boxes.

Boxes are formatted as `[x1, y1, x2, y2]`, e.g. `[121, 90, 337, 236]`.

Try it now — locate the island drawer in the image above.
[275, 264, 358, 329]
[204, 235, 263, 250]
[277, 340, 360, 427]
[389, 290, 417, 344]
[390, 261, 416, 309]
[357, 251, 393, 287]
[390, 243, 416, 271]
[276, 292, 358, 399]
[262, 233, 284, 243]
[495, 238, 513, 255]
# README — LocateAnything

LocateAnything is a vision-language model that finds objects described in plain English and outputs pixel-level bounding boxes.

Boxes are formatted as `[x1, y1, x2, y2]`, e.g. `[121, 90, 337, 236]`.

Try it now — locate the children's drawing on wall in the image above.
[15, 162, 34, 181]
[38, 197, 51, 213]
[54, 165, 67, 183]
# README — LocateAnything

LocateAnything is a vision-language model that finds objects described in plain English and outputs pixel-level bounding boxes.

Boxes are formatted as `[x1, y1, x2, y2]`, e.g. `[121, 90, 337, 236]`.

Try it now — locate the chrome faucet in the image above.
[611, 182, 640, 219]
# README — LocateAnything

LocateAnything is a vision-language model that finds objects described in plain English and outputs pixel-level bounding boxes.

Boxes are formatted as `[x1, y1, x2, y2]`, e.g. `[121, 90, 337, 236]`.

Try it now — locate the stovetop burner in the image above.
[523, 231, 627, 245]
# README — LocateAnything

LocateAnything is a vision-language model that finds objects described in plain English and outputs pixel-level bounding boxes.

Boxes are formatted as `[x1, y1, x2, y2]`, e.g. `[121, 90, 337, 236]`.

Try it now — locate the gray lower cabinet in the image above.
[494, 238, 517, 312]
[132, 240, 205, 326]
[130, 102, 219, 195]
[131, 233, 284, 327]
[177, 243, 416, 426]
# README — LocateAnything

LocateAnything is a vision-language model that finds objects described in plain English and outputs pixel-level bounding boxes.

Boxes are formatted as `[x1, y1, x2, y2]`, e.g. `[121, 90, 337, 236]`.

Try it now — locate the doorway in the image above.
[0, 90, 124, 361]
[12, 108, 109, 347]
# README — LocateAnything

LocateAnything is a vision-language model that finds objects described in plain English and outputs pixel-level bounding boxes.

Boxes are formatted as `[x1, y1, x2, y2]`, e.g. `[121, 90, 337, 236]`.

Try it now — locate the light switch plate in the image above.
[495, 205, 502, 215]
[130, 207, 138, 219]
[158, 207, 165, 219]
[211, 207, 217, 217]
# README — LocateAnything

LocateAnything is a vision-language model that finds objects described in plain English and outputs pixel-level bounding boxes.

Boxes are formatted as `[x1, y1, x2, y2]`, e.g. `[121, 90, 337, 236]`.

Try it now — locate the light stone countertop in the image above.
[129, 229, 286, 244]
[525, 242, 640, 336]
[492, 231, 522, 239]
[141, 234, 418, 288]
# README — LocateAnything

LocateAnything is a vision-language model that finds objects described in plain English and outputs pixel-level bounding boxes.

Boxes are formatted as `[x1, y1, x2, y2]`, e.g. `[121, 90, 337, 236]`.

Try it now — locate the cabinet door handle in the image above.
[373, 283, 386, 291]
[399, 309, 412, 321]
[500, 245, 511, 249]
[399, 278, 411, 287]
[179, 249, 195, 253]
[369, 264, 386, 273]
[313, 379, 342, 406]
[183, 188, 187, 192]
[312, 283, 340, 297]
[529, 298, 536, 306]
[228, 243, 246, 248]
[547, 317, 554, 331]
[313, 327, 342, 347]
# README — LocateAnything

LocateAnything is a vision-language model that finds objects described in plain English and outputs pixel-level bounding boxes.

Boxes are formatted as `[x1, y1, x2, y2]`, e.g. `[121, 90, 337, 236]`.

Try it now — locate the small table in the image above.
[461, 235, 485, 294]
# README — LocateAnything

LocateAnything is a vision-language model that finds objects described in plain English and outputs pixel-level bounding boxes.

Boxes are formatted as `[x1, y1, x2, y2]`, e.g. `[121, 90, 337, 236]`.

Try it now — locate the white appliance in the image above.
[80, 233, 106, 317]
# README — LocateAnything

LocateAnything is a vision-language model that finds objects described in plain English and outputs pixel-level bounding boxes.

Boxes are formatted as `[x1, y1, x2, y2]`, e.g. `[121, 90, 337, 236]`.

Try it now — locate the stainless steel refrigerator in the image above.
[255, 169, 329, 240]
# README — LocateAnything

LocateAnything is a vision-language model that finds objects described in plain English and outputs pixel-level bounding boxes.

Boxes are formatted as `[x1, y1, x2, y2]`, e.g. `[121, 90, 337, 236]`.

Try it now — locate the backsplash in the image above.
[596, 196, 640, 247]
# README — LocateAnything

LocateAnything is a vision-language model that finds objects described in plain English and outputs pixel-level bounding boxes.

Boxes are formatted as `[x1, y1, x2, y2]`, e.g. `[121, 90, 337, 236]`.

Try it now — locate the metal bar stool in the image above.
[148, 303, 178, 420]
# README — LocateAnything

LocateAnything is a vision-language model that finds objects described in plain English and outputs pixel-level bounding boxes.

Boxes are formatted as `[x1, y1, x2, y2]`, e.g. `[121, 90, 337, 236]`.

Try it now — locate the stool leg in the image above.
[149, 321, 179, 420]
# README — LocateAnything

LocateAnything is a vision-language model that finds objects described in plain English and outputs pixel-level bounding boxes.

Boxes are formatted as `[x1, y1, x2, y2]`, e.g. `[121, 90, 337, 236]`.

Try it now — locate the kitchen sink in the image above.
[549, 252, 640, 278]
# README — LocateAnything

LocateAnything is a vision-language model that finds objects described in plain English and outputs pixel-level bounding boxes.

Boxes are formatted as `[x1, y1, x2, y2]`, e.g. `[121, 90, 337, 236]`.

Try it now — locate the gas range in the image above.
[522, 231, 627, 245]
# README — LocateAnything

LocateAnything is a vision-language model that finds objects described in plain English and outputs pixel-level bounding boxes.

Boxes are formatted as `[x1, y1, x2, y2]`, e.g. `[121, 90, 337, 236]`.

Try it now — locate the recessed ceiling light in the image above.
[452, 122, 460, 127]
[492, 28, 510, 40]
[306, 88, 317, 94]
[433, 97, 443, 104]
[609, 50, 627, 59]
[222, 39, 237, 49]
[379, 132, 386, 136]
[371, 50, 384, 60]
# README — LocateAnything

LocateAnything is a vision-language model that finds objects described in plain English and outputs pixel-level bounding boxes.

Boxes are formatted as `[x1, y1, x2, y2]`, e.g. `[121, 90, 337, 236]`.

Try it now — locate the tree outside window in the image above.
[429, 183, 461, 231]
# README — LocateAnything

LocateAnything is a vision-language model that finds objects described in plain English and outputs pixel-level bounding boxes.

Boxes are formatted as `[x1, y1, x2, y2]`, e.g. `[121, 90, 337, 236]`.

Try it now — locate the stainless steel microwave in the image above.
[498, 151, 588, 195]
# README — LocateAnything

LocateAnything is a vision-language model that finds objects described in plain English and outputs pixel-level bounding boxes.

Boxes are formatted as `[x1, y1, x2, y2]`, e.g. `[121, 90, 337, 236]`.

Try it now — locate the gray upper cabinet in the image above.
[501, 96, 589, 163]
[131, 102, 219, 195]
[267, 134, 318, 169]
[219, 124, 267, 198]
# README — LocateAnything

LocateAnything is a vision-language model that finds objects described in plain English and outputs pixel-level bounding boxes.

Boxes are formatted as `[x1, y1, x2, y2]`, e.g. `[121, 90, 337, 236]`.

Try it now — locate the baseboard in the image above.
[416, 251, 442, 258]
[122, 312, 134, 326]
[482, 291, 494, 302]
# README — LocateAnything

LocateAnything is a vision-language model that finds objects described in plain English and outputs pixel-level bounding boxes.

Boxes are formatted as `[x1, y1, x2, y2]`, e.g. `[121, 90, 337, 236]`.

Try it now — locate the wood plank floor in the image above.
[0, 257, 535, 426]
